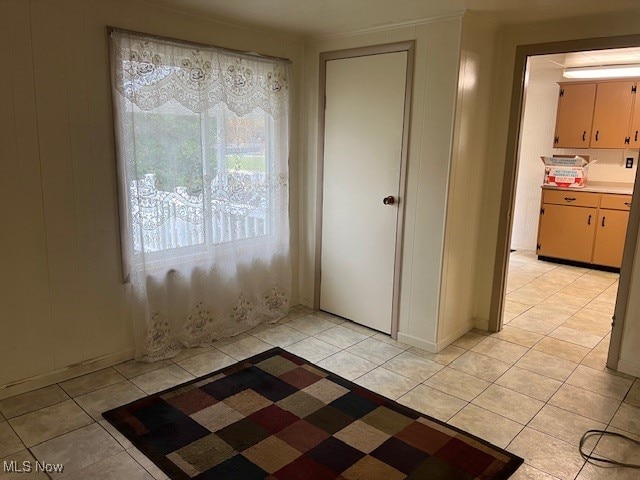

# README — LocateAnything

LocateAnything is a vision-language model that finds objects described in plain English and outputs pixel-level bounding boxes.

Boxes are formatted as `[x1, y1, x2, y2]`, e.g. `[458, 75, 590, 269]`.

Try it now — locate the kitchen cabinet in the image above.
[537, 191, 599, 262]
[590, 81, 636, 148]
[592, 194, 632, 267]
[537, 204, 597, 262]
[630, 91, 640, 148]
[542, 190, 600, 208]
[554, 83, 596, 148]
[537, 189, 632, 268]
[553, 80, 640, 149]
[592, 209, 629, 267]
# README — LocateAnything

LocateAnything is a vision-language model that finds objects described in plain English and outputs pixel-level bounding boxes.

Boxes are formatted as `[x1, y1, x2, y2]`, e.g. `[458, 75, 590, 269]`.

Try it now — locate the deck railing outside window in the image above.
[131, 171, 268, 253]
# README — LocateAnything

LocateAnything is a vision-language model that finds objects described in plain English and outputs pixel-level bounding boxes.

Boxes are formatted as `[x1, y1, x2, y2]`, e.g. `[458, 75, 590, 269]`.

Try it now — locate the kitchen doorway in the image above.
[490, 36, 640, 372]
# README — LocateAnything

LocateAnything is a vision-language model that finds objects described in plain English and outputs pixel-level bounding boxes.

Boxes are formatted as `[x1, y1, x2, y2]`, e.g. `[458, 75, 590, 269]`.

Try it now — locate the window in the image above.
[129, 105, 273, 255]
[109, 30, 290, 264]
[109, 29, 291, 360]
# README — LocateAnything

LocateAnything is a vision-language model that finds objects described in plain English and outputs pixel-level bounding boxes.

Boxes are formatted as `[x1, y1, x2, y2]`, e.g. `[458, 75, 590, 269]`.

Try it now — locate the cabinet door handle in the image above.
[582, 131, 586, 141]
[625, 202, 632, 207]
[635, 130, 639, 142]
[564, 197, 576, 202]
[595, 130, 599, 141]
[602, 216, 606, 227]
[588, 214, 592, 225]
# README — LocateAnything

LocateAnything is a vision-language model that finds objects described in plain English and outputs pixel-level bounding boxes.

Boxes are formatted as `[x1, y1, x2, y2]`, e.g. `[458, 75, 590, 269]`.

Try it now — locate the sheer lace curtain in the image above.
[109, 30, 291, 362]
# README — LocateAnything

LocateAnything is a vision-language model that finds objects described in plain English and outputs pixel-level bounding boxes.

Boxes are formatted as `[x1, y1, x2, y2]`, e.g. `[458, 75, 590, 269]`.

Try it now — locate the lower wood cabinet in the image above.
[537, 204, 596, 263]
[592, 209, 629, 268]
[537, 189, 631, 268]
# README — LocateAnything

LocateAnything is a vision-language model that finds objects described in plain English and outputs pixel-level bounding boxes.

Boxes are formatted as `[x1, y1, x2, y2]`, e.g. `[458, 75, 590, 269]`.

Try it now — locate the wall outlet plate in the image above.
[626, 157, 634, 168]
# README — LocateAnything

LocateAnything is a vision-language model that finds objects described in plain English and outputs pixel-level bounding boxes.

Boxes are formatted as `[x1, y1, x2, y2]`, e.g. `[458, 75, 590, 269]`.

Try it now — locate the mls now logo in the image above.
[3, 460, 64, 474]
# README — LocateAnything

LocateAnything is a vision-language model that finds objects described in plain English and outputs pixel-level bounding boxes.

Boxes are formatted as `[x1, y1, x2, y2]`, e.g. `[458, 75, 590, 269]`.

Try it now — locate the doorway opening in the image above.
[491, 36, 640, 373]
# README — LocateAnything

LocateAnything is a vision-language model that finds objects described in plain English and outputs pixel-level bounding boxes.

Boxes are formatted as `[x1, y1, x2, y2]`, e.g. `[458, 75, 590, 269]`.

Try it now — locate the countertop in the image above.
[542, 183, 634, 195]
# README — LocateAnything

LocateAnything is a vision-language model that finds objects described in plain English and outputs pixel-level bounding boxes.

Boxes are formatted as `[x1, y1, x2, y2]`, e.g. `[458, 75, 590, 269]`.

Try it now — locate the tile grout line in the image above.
[503, 253, 621, 478]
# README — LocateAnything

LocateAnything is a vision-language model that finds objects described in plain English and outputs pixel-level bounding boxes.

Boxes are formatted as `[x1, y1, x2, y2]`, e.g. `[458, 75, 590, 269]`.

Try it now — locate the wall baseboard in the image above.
[397, 332, 438, 353]
[0, 349, 135, 401]
[617, 358, 640, 377]
[398, 317, 480, 354]
[299, 297, 314, 308]
[473, 317, 489, 331]
[289, 296, 301, 307]
[438, 319, 477, 350]
[0, 303, 312, 401]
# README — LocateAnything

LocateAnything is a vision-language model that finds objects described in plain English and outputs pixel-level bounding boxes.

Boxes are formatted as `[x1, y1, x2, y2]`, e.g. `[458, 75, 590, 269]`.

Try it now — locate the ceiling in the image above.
[531, 48, 640, 70]
[528, 48, 640, 85]
[139, 0, 640, 37]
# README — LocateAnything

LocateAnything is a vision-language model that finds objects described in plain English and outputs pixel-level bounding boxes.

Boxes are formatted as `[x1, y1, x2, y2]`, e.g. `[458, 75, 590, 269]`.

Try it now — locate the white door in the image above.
[320, 51, 408, 334]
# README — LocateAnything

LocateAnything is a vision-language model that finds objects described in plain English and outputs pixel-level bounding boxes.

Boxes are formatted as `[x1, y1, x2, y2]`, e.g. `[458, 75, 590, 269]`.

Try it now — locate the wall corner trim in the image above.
[616, 358, 640, 377]
[306, 12, 464, 42]
[397, 332, 439, 353]
[472, 317, 489, 331]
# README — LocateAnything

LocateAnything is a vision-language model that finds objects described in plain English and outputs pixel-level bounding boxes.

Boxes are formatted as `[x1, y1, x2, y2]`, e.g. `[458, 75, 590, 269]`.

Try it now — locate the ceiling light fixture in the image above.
[563, 64, 640, 79]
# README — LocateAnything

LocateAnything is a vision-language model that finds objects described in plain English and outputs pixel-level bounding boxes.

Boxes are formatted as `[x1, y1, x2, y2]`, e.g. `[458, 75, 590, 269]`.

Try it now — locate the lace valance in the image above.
[110, 30, 290, 117]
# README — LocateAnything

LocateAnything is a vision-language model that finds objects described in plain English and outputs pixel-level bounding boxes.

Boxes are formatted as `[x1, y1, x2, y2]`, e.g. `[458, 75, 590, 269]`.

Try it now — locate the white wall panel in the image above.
[439, 15, 497, 343]
[620, 226, 640, 376]
[511, 84, 558, 251]
[0, 0, 55, 384]
[31, 0, 87, 368]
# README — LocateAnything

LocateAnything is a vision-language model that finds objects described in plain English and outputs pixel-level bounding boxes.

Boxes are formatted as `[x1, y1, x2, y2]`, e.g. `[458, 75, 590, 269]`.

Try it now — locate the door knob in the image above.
[383, 196, 395, 205]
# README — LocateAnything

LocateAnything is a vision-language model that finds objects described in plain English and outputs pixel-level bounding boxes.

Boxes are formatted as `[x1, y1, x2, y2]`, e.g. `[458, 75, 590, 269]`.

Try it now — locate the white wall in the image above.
[438, 15, 498, 341]
[553, 148, 638, 183]
[0, 0, 303, 390]
[300, 17, 466, 351]
[473, 9, 640, 373]
[620, 223, 640, 376]
[511, 83, 558, 251]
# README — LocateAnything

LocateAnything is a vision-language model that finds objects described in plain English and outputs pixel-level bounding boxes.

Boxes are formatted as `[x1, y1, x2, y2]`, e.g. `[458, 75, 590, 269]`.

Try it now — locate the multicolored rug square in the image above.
[104, 348, 523, 479]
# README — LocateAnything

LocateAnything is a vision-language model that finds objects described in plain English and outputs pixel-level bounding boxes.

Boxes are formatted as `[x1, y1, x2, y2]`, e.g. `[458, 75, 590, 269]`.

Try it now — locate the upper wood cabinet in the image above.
[590, 81, 636, 148]
[630, 90, 640, 148]
[554, 83, 596, 148]
[554, 80, 640, 149]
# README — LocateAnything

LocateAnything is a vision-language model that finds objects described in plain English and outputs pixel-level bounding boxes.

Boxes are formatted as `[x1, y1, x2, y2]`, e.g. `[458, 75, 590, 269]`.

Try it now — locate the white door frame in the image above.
[314, 41, 415, 339]
[490, 34, 640, 371]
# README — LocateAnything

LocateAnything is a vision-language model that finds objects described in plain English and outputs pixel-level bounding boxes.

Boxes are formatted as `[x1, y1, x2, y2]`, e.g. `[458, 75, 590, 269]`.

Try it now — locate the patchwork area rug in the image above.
[104, 348, 523, 479]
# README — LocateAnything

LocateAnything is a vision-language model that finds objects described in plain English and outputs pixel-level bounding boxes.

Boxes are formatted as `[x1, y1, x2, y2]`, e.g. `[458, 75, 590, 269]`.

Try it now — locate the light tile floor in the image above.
[0, 250, 639, 479]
